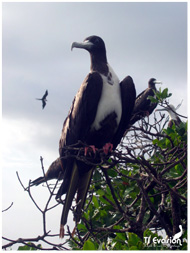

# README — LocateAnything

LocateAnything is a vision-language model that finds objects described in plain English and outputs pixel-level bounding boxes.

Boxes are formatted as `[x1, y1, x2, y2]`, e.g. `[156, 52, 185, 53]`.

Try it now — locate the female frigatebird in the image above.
[130, 78, 162, 125]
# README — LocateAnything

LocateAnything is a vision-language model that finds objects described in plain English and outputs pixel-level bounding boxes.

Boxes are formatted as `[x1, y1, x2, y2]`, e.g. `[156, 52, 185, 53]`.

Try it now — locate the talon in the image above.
[84, 145, 97, 156]
[84, 147, 88, 156]
[103, 143, 113, 155]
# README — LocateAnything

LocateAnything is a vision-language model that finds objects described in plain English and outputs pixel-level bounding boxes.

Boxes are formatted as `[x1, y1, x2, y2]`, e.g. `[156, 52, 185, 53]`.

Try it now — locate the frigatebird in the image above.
[130, 78, 161, 125]
[58, 35, 136, 237]
[36, 90, 48, 109]
[156, 104, 182, 128]
[30, 158, 63, 186]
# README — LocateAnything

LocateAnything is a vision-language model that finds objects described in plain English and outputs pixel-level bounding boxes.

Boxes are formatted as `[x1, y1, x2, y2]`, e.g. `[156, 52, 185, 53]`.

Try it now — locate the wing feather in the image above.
[112, 76, 136, 148]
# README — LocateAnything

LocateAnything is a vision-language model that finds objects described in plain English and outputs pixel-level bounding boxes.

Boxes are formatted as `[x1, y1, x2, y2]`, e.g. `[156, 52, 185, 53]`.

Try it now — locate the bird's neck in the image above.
[90, 54, 109, 75]
[149, 84, 156, 90]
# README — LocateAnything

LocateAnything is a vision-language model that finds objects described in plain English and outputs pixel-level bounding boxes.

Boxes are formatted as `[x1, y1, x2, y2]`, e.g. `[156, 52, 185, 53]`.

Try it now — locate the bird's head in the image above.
[148, 78, 162, 89]
[71, 35, 108, 69]
[71, 35, 106, 54]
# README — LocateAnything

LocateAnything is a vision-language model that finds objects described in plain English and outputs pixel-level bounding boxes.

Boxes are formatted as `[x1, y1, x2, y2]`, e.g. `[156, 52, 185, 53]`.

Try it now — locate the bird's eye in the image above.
[84, 39, 90, 43]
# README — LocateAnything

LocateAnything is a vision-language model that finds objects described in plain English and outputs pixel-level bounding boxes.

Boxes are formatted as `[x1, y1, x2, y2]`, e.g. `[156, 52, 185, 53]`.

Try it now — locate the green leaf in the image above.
[77, 223, 87, 232]
[161, 88, 168, 98]
[93, 170, 102, 181]
[147, 96, 158, 103]
[18, 242, 42, 250]
[115, 232, 127, 241]
[107, 168, 117, 177]
[129, 245, 139, 250]
[92, 195, 99, 208]
[166, 127, 175, 134]
[152, 139, 159, 145]
[124, 186, 134, 196]
[97, 189, 105, 196]
[83, 240, 97, 250]
[165, 138, 171, 147]
[127, 232, 142, 247]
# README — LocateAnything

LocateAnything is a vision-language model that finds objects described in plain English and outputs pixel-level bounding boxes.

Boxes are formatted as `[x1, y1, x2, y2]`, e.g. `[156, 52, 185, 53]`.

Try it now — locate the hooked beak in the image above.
[71, 40, 94, 51]
[154, 80, 162, 85]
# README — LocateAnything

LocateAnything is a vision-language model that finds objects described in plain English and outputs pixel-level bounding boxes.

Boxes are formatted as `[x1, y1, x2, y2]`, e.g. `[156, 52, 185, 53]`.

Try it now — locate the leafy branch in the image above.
[2, 89, 187, 250]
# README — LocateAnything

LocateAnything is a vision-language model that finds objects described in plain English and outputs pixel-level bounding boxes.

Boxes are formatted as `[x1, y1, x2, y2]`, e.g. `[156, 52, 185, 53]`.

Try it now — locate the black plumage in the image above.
[36, 90, 48, 109]
[130, 78, 161, 125]
[32, 36, 135, 238]
[30, 158, 63, 186]
[58, 36, 136, 237]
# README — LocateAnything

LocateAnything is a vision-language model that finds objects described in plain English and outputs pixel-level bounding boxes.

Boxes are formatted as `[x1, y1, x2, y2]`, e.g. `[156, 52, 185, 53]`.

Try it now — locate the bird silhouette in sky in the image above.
[36, 90, 48, 109]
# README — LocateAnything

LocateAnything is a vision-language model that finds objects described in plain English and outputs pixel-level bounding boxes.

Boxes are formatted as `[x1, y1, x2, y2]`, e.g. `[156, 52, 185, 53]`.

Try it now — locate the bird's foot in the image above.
[60, 224, 65, 238]
[84, 145, 97, 156]
[103, 143, 113, 155]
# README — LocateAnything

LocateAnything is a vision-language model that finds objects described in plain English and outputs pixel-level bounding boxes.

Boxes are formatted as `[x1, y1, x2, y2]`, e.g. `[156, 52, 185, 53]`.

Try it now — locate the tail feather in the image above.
[60, 162, 79, 238]
[30, 177, 45, 186]
[59, 163, 93, 238]
[75, 170, 93, 222]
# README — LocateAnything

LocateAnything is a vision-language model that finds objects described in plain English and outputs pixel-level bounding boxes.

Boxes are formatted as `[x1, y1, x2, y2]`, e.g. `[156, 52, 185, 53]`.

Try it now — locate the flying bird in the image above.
[130, 78, 162, 125]
[156, 104, 182, 128]
[30, 158, 63, 186]
[36, 90, 48, 109]
[58, 35, 136, 238]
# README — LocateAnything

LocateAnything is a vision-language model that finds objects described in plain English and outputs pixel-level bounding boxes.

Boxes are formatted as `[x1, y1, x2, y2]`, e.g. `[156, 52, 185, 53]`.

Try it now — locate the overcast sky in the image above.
[2, 2, 187, 249]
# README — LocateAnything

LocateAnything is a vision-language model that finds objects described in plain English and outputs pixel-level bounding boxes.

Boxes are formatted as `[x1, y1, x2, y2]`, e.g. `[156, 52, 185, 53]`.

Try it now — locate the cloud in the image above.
[2, 2, 187, 248]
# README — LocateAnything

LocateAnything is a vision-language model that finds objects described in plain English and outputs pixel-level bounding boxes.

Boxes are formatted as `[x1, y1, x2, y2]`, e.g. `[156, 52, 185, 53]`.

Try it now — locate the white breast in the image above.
[91, 64, 122, 130]
[168, 110, 178, 121]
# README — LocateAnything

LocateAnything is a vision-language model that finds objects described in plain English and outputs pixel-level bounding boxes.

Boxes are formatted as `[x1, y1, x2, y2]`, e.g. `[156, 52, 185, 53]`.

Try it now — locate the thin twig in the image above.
[2, 202, 13, 212]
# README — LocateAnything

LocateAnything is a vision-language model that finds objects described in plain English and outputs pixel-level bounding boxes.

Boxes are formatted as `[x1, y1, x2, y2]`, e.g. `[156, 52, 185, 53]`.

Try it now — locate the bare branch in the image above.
[2, 202, 13, 212]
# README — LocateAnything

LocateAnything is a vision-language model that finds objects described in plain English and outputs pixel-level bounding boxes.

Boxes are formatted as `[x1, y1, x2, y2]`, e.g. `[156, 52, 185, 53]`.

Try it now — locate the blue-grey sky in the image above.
[2, 2, 187, 249]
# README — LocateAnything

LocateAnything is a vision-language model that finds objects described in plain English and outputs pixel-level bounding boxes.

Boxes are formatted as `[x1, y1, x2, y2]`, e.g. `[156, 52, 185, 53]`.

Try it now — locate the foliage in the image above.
[148, 87, 172, 104]
[67, 119, 187, 250]
[18, 243, 42, 250]
[2, 88, 187, 250]
[67, 88, 187, 250]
